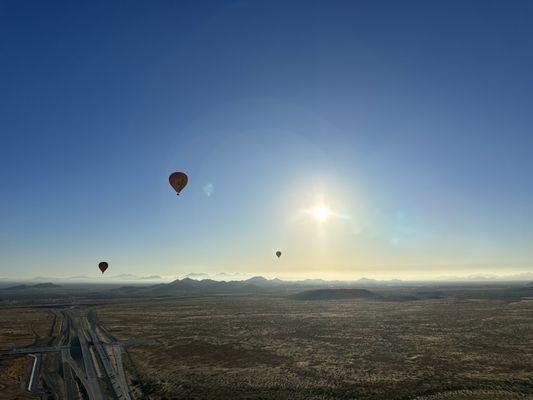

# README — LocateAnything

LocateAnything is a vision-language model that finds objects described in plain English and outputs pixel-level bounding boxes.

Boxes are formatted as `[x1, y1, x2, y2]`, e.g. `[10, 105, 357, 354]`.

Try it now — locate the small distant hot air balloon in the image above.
[98, 262, 108, 274]
[169, 172, 188, 195]
[276, 251, 282, 258]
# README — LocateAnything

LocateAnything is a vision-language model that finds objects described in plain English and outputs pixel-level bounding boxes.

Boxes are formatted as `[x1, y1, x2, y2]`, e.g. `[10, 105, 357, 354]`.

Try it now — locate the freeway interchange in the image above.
[0, 307, 155, 399]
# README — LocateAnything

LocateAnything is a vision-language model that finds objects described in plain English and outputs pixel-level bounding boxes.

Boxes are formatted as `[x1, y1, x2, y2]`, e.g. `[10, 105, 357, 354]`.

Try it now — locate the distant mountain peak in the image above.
[4, 282, 61, 290]
[33, 282, 61, 288]
[247, 276, 269, 282]
[139, 275, 163, 280]
[182, 273, 210, 280]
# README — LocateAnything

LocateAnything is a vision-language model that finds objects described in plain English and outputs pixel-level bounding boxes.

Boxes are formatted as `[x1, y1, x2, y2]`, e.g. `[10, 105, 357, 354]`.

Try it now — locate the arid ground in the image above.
[97, 295, 533, 400]
[0, 308, 54, 399]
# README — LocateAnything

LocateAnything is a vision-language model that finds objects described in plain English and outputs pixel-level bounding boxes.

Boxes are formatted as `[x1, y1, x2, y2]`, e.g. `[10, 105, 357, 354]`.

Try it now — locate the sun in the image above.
[311, 204, 331, 222]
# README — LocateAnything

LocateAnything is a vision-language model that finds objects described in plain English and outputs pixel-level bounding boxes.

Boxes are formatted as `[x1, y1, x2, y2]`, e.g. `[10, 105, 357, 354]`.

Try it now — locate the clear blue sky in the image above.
[1, 0, 532, 279]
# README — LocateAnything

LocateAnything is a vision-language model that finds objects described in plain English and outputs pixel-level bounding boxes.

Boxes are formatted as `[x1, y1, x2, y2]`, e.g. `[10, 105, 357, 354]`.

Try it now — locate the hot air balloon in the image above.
[276, 251, 282, 258]
[98, 262, 108, 274]
[169, 172, 188, 195]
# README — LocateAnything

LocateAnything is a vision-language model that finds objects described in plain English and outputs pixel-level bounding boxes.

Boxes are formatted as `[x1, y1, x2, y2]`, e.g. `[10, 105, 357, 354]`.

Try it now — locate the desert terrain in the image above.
[96, 295, 533, 400]
[0, 308, 54, 399]
[1, 280, 532, 400]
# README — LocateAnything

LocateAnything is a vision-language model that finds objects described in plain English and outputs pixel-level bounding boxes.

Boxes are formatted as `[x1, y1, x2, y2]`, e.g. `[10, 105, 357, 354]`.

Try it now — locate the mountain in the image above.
[506, 272, 533, 281]
[33, 283, 61, 289]
[109, 274, 164, 281]
[4, 283, 61, 290]
[4, 284, 29, 290]
[436, 272, 533, 282]
[20, 274, 167, 283]
[182, 273, 210, 280]
[111, 274, 141, 280]
[110, 276, 408, 298]
[139, 275, 163, 280]
[290, 288, 378, 301]
[356, 277, 379, 284]
[213, 272, 254, 281]
[111, 276, 267, 297]
[245, 276, 284, 287]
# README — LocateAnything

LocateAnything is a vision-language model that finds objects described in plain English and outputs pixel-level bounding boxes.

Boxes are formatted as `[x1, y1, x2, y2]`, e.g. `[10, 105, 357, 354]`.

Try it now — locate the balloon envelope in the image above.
[169, 172, 188, 195]
[276, 251, 282, 258]
[98, 262, 108, 274]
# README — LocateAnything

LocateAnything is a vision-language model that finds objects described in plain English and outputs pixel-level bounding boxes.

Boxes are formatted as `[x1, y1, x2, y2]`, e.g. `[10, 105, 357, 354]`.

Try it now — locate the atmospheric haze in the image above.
[1, 3, 532, 282]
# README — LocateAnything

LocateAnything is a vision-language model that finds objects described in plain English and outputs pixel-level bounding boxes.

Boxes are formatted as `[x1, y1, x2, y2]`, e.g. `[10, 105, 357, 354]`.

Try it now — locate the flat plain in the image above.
[97, 295, 533, 400]
[0, 308, 53, 399]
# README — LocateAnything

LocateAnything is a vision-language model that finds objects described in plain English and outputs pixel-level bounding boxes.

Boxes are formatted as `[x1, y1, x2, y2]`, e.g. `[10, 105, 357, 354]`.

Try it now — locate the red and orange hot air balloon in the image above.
[98, 262, 108, 274]
[169, 172, 188, 195]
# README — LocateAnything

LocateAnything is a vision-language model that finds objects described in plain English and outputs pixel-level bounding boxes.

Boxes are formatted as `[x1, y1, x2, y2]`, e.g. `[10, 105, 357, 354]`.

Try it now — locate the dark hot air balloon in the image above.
[276, 251, 282, 258]
[98, 262, 108, 274]
[169, 172, 188, 195]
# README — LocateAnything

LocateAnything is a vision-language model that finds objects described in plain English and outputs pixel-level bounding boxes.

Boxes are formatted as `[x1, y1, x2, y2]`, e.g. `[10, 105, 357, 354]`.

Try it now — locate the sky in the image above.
[1, 0, 532, 280]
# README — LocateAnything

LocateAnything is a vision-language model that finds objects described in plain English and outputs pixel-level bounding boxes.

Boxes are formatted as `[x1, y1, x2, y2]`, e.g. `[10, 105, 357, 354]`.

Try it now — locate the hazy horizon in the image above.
[2, 269, 533, 284]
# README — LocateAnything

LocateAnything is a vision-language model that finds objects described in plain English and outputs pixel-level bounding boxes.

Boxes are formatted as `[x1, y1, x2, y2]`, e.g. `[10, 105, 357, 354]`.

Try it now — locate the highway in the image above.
[61, 348, 85, 399]
[89, 330, 132, 400]
[60, 309, 134, 399]
[76, 322, 104, 400]
[1, 306, 148, 400]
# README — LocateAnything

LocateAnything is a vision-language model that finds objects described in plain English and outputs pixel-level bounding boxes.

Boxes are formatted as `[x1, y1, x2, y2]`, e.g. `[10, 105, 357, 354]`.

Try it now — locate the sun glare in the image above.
[312, 204, 331, 222]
